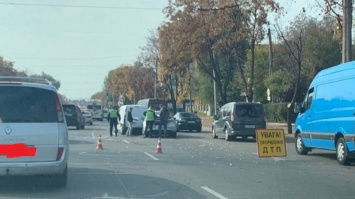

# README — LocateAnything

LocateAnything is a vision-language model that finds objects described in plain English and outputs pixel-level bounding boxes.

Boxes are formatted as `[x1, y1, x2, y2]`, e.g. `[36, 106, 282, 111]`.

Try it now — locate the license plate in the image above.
[188, 121, 195, 123]
[245, 125, 255, 128]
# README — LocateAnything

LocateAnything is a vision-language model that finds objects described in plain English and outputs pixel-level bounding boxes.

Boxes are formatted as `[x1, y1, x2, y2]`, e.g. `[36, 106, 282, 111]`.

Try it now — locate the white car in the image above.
[142, 111, 177, 138]
[0, 76, 69, 187]
[118, 105, 146, 135]
[81, 110, 93, 125]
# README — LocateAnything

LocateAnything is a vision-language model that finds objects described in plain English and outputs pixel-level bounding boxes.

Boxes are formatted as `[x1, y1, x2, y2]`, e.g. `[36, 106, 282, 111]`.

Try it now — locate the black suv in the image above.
[62, 104, 85, 130]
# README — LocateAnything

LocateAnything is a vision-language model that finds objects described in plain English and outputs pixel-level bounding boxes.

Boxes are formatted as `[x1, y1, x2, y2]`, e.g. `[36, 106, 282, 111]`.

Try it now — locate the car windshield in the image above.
[1, 1, 350, 199]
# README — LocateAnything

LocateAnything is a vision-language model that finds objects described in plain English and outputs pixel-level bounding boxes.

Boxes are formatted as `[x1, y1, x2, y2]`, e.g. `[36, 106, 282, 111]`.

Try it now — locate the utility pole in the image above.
[154, 59, 158, 98]
[267, 25, 273, 103]
[213, 69, 217, 115]
[342, 0, 352, 63]
[267, 26, 273, 76]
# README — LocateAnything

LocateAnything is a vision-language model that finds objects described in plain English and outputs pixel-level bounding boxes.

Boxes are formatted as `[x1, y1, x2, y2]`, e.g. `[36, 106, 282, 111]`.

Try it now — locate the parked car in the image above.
[81, 110, 93, 125]
[142, 111, 177, 138]
[212, 102, 266, 141]
[118, 105, 147, 135]
[62, 104, 85, 130]
[174, 112, 202, 132]
[0, 76, 69, 187]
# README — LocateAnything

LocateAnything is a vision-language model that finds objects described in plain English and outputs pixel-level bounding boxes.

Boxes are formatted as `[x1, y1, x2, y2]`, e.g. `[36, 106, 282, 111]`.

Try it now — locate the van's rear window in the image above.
[235, 105, 263, 118]
[0, 86, 59, 123]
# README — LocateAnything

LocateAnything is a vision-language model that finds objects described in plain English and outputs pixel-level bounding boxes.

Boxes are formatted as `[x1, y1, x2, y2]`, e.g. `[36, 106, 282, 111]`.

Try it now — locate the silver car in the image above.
[81, 110, 93, 125]
[142, 111, 177, 138]
[0, 77, 69, 187]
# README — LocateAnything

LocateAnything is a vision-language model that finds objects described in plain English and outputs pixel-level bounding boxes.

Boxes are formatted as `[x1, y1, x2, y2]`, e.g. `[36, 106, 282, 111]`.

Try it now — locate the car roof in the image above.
[0, 81, 57, 91]
[0, 76, 56, 90]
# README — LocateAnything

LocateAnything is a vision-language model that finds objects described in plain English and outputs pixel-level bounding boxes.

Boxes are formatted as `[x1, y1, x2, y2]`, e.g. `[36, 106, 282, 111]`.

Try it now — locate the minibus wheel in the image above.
[295, 133, 308, 155]
[212, 127, 218, 139]
[336, 137, 351, 165]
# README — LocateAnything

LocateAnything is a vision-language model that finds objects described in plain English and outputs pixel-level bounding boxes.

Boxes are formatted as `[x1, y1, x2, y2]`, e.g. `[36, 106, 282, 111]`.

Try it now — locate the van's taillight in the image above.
[56, 147, 64, 161]
[55, 96, 62, 111]
[231, 109, 235, 125]
[55, 96, 65, 122]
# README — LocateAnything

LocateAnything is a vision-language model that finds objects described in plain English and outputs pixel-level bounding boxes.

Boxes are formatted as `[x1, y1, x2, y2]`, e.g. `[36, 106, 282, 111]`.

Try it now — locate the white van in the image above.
[118, 105, 147, 135]
[0, 76, 69, 187]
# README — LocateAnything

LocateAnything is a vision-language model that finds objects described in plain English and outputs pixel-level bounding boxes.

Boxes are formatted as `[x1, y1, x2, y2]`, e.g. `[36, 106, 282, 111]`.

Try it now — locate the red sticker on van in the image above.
[0, 143, 36, 158]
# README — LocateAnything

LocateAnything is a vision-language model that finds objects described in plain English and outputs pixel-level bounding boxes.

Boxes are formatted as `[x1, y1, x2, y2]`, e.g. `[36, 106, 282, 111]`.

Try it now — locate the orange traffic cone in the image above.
[96, 134, 103, 150]
[155, 137, 163, 154]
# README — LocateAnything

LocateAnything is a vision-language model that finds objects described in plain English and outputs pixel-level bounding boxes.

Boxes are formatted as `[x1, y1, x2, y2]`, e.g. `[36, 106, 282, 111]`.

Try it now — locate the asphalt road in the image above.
[1, 119, 355, 199]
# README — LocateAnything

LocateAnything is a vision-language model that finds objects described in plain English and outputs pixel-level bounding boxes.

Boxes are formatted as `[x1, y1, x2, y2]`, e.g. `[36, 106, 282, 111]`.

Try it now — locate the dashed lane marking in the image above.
[144, 152, 159, 160]
[201, 186, 229, 199]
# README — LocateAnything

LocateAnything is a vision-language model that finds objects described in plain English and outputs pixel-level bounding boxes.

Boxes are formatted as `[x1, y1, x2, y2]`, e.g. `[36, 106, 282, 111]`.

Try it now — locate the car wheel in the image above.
[212, 127, 218, 139]
[336, 137, 351, 165]
[197, 127, 202, 133]
[224, 128, 231, 141]
[90, 122, 93, 125]
[295, 133, 309, 155]
[51, 166, 67, 188]
[171, 132, 177, 138]
[81, 124, 85, 129]
[241, 136, 248, 141]
[76, 123, 80, 130]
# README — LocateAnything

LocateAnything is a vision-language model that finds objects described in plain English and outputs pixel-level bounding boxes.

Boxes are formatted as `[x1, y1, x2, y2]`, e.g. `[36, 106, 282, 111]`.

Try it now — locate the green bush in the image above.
[264, 103, 297, 123]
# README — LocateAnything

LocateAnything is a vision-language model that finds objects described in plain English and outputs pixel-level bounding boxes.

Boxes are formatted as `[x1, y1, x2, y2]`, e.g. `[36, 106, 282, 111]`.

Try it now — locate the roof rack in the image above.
[0, 76, 52, 85]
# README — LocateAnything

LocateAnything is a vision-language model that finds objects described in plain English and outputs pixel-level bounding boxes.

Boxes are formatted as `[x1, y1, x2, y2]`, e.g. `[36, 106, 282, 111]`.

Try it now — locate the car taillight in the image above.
[56, 147, 64, 161]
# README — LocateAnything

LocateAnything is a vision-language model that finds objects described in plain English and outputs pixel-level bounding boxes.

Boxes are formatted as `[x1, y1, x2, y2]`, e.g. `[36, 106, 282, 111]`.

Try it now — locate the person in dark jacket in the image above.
[107, 106, 121, 136]
[159, 105, 169, 138]
[126, 107, 133, 137]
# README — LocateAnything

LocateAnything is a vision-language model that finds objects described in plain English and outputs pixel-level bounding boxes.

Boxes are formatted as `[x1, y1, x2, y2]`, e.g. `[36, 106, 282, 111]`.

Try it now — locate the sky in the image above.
[0, 0, 320, 100]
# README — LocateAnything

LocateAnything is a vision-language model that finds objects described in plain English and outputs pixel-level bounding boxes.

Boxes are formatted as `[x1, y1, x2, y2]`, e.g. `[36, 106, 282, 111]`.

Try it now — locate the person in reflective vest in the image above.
[107, 106, 121, 136]
[143, 106, 156, 138]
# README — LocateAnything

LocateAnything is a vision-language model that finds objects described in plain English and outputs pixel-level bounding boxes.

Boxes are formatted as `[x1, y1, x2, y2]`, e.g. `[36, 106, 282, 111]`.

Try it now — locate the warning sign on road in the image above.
[256, 129, 287, 157]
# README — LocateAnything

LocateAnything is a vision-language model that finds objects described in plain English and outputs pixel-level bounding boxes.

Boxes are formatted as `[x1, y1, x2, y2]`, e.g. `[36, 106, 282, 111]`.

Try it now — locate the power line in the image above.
[0, 2, 163, 10]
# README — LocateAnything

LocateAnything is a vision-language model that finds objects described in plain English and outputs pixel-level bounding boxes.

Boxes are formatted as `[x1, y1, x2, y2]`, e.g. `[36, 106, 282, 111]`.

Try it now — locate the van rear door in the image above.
[0, 86, 61, 162]
[233, 104, 265, 130]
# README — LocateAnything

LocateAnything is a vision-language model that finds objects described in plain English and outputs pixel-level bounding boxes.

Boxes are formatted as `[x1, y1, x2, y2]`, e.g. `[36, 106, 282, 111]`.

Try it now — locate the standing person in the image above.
[158, 105, 169, 138]
[107, 105, 121, 136]
[143, 106, 156, 138]
[126, 107, 133, 137]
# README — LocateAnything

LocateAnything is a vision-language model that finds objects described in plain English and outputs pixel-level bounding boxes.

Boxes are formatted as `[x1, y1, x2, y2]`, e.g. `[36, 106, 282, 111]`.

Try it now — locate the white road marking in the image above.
[201, 186, 229, 199]
[197, 140, 213, 145]
[123, 139, 129, 144]
[271, 157, 286, 161]
[144, 152, 159, 160]
[94, 193, 121, 199]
